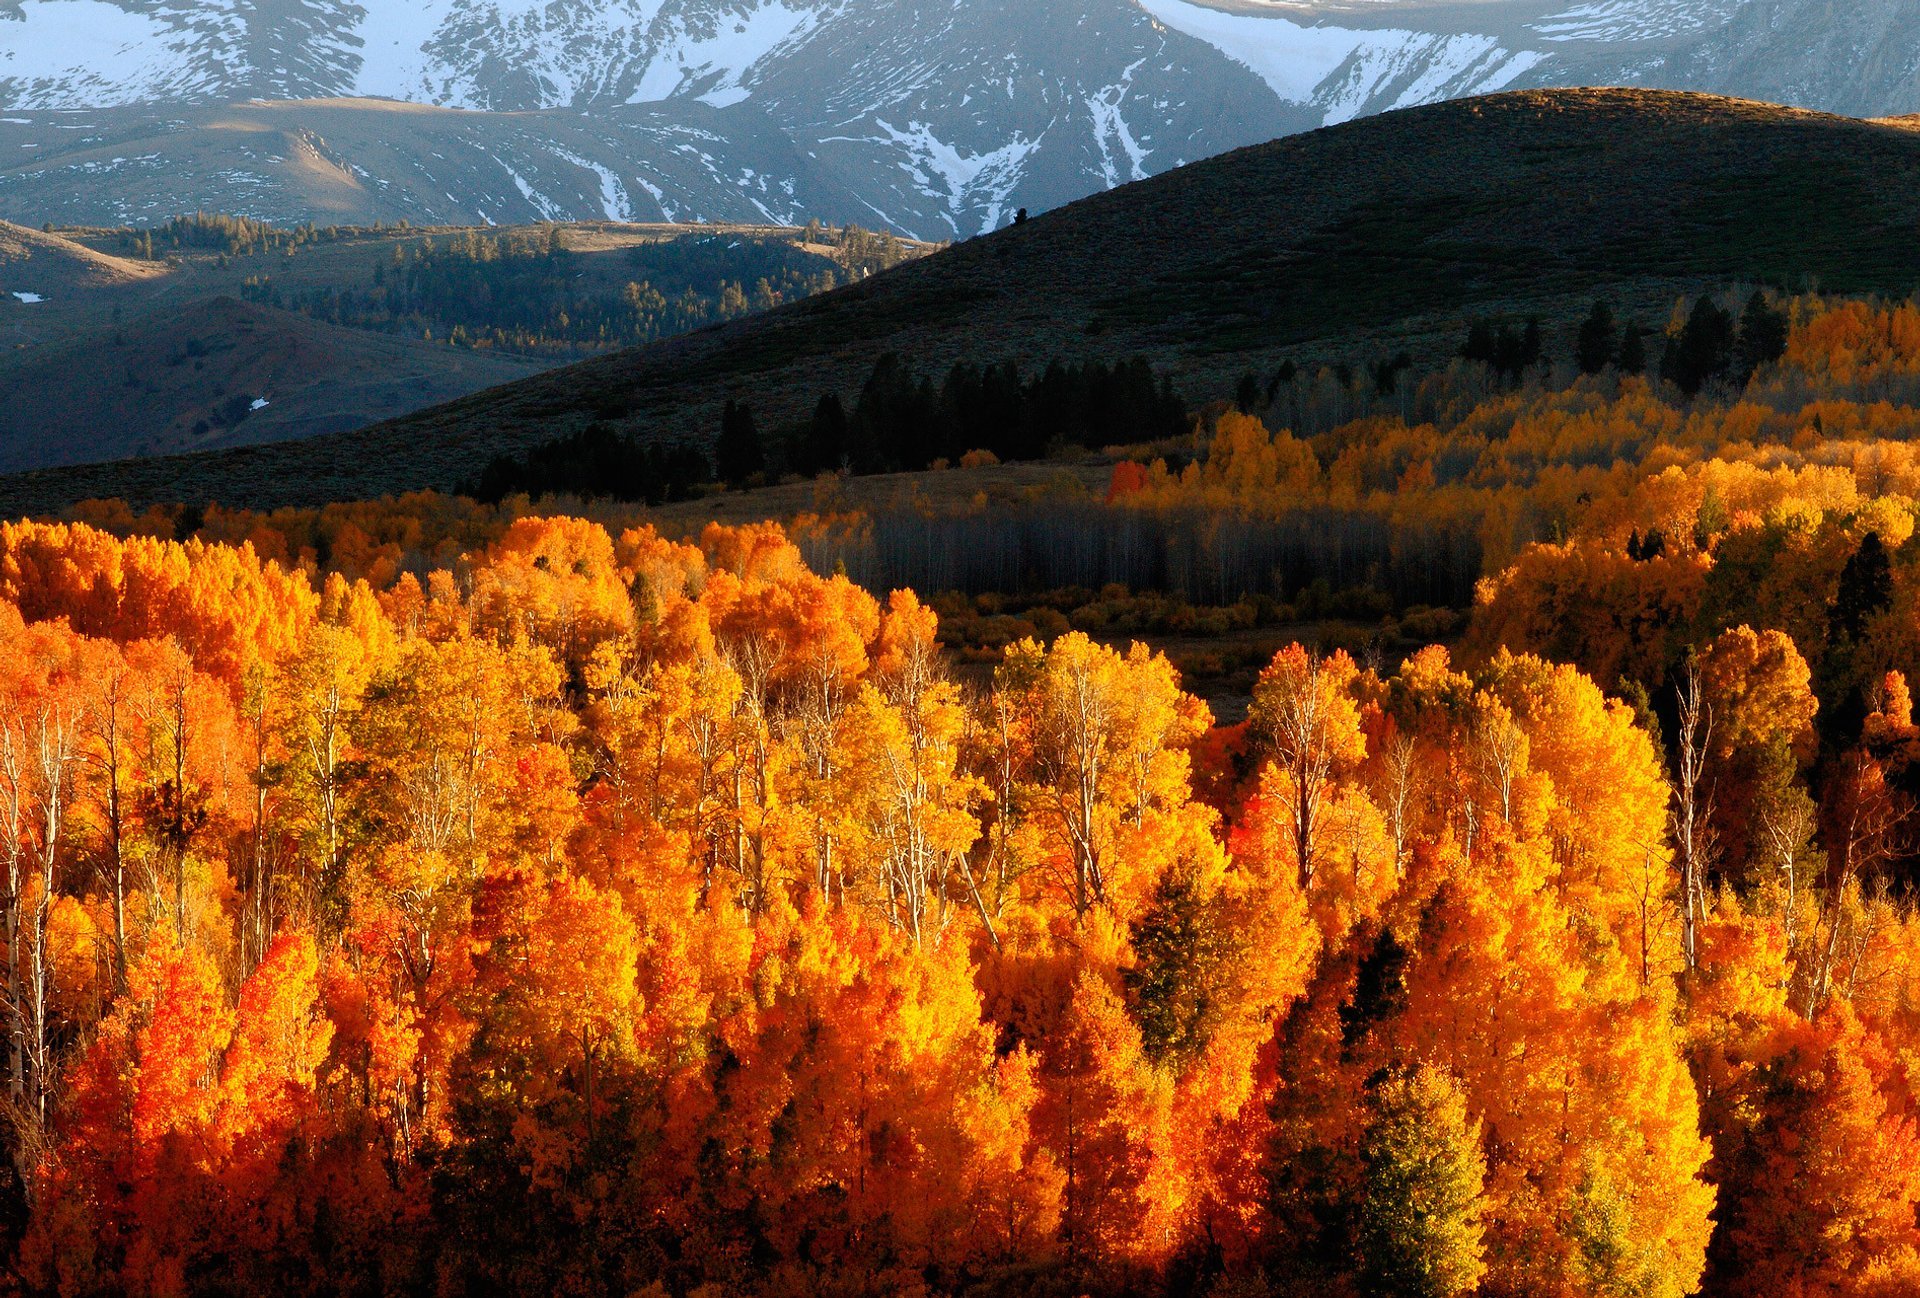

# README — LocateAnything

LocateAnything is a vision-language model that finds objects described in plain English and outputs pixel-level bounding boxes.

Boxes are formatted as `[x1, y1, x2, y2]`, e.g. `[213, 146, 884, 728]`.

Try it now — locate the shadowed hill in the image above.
[0, 296, 547, 472]
[0, 220, 163, 293]
[11, 87, 1920, 513]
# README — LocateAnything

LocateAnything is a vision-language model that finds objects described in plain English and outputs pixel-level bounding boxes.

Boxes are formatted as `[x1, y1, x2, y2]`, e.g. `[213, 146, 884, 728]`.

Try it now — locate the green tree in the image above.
[1732, 291, 1789, 384]
[1617, 322, 1649, 375]
[715, 398, 764, 487]
[1122, 867, 1241, 1068]
[1577, 301, 1618, 374]
[1660, 296, 1735, 396]
[1831, 531, 1893, 645]
[1358, 1065, 1488, 1298]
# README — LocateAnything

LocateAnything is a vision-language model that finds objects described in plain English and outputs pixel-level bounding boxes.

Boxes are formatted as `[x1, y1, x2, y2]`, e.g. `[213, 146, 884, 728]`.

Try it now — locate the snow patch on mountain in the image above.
[1322, 34, 1543, 123]
[349, 0, 459, 101]
[1087, 60, 1153, 188]
[1135, 0, 1379, 102]
[1530, 1, 1739, 42]
[549, 146, 637, 221]
[870, 119, 1040, 236]
[1136, 0, 1541, 125]
[630, 171, 676, 221]
[630, 1, 828, 107]
[493, 154, 566, 221]
[0, 0, 205, 106]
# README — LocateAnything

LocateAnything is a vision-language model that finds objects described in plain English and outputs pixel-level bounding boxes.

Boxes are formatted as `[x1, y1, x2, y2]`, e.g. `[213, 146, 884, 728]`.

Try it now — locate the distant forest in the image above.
[112, 213, 919, 356]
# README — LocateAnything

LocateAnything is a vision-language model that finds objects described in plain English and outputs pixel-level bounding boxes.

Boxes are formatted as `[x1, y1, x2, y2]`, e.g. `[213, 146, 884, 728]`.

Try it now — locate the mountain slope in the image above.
[8, 89, 1919, 514]
[0, 1, 1916, 240]
[0, 0, 1286, 238]
[0, 98, 868, 230]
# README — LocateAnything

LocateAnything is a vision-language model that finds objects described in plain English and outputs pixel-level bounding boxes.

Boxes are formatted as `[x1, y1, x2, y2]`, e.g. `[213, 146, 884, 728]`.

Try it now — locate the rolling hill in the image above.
[0, 219, 164, 293]
[0, 217, 934, 475]
[0, 295, 549, 472]
[8, 87, 1920, 514]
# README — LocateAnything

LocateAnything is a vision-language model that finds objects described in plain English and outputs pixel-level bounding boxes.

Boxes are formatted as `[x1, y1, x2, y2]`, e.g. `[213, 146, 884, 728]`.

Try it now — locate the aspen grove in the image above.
[12, 298, 1920, 1298]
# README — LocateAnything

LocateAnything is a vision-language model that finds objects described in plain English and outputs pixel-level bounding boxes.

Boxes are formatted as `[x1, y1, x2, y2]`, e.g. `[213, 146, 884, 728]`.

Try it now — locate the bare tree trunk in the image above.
[1672, 664, 1714, 976]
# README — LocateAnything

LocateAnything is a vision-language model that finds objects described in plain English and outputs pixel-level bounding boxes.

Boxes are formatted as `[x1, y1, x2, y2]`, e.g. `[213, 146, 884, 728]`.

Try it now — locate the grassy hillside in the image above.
[0, 296, 546, 471]
[0, 220, 163, 291]
[9, 87, 1920, 513]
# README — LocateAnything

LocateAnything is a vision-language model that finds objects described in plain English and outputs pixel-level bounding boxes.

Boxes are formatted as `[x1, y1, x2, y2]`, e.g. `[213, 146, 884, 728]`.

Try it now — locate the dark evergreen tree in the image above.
[1819, 530, 1896, 745]
[1576, 301, 1618, 374]
[1372, 352, 1412, 396]
[1122, 870, 1241, 1068]
[825, 353, 1187, 476]
[1236, 372, 1263, 414]
[800, 393, 851, 475]
[1660, 296, 1736, 396]
[1617, 322, 1649, 375]
[1465, 318, 1544, 386]
[1341, 928, 1409, 1049]
[1831, 531, 1893, 644]
[469, 424, 709, 504]
[851, 353, 940, 471]
[1265, 360, 1297, 409]
[1462, 320, 1497, 367]
[1732, 291, 1789, 385]
[715, 399, 765, 486]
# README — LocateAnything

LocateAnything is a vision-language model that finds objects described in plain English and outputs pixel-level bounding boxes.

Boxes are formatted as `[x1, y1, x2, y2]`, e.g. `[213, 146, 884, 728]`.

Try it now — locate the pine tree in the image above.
[1123, 867, 1240, 1067]
[1577, 301, 1618, 374]
[1732, 291, 1789, 384]
[1831, 531, 1893, 644]
[715, 398, 764, 487]
[1462, 320, 1496, 367]
[1618, 323, 1649, 375]
[802, 393, 851, 475]
[1661, 296, 1736, 396]
[1358, 1065, 1488, 1298]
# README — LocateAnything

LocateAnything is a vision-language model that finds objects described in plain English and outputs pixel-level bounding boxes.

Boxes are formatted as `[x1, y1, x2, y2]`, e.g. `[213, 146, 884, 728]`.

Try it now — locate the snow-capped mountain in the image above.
[0, 0, 1913, 238]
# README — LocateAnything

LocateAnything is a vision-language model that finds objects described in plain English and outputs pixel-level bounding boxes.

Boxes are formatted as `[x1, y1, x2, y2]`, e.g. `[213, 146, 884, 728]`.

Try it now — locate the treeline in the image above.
[1228, 290, 1795, 438]
[238, 224, 917, 356]
[467, 424, 710, 506]
[116, 212, 378, 260]
[476, 354, 1191, 500]
[784, 354, 1188, 477]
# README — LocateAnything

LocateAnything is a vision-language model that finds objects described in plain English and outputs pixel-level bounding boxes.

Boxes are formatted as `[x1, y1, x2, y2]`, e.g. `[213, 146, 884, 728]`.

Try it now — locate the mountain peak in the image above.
[0, 1, 1912, 240]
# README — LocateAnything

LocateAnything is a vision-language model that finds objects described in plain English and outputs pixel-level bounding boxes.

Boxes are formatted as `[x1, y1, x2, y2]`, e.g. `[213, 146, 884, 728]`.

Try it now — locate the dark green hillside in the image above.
[10, 88, 1920, 513]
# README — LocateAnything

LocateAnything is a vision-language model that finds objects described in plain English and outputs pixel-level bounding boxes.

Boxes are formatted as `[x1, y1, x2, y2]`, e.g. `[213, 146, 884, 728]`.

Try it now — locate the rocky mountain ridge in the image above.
[0, 0, 1912, 237]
